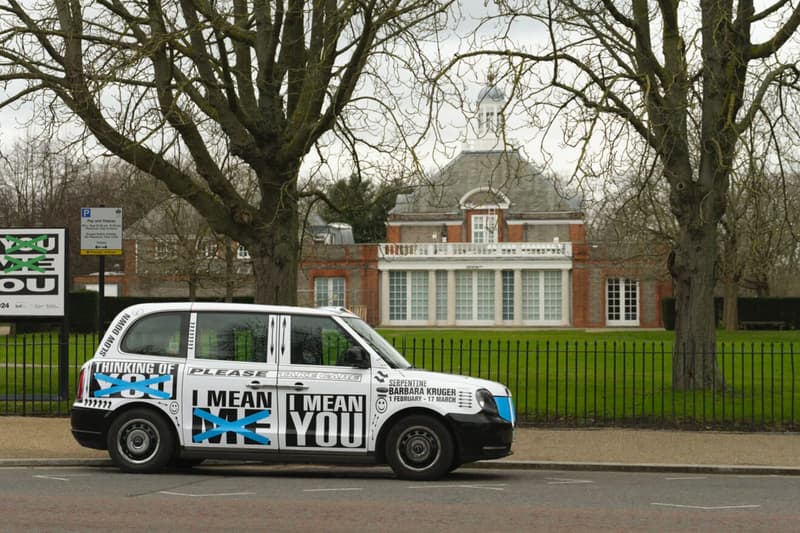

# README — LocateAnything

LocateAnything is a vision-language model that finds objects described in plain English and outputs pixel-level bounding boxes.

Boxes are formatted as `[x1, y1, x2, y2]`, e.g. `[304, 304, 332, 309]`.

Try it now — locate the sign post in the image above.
[80, 207, 122, 333]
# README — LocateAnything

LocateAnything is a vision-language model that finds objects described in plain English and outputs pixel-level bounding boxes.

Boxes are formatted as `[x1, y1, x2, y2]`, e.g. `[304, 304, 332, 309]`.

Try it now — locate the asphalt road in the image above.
[1, 465, 798, 532]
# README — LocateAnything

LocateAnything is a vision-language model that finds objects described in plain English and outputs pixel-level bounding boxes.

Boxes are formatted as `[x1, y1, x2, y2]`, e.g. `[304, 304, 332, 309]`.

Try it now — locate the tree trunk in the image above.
[669, 220, 724, 391]
[722, 279, 739, 331]
[246, 191, 300, 305]
[224, 242, 235, 303]
[188, 278, 197, 301]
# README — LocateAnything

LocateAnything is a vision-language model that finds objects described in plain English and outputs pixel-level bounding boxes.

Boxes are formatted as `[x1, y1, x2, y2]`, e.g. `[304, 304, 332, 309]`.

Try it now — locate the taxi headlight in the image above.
[476, 388, 499, 416]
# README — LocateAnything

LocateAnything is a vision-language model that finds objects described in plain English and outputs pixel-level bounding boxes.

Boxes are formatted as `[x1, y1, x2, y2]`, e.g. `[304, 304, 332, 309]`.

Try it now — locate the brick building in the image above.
[300, 83, 672, 328]
[75, 83, 671, 328]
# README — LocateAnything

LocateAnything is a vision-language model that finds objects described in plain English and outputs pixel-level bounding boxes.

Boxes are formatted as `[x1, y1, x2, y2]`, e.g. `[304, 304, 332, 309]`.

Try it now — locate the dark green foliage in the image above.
[5, 293, 255, 334]
[663, 297, 800, 330]
[318, 174, 411, 243]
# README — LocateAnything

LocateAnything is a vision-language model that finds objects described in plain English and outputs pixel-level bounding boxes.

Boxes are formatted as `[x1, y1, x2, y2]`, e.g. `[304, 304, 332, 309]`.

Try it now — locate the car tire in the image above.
[385, 415, 454, 481]
[107, 408, 174, 473]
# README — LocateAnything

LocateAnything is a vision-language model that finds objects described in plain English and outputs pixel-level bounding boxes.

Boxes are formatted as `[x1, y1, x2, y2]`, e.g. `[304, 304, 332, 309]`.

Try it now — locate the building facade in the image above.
[301, 84, 671, 328]
[75, 83, 671, 329]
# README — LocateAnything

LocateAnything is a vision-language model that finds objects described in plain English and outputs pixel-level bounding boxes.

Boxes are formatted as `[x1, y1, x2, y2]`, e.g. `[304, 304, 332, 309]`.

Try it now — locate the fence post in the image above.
[58, 322, 69, 401]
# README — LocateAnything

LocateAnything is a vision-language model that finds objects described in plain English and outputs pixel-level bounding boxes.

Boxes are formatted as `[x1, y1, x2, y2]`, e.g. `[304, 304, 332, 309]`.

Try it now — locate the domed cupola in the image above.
[466, 73, 508, 152]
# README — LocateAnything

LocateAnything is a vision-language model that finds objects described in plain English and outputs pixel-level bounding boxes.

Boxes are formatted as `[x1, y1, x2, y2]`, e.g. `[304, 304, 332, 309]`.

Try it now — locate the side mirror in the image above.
[343, 346, 370, 369]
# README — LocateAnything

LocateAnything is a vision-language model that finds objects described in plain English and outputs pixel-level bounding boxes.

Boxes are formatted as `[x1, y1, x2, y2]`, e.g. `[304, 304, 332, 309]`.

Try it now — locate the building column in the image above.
[447, 270, 456, 326]
[514, 269, 522, 326]
[428, 270, 437, 326]
[381, 270, 390, 326]
[495, 270, 503, 325]
[561, 269, 571, 326]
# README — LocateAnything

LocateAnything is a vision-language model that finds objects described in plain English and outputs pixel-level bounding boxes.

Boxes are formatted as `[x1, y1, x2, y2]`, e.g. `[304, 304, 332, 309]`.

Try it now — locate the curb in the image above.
[467, 459, 800, 476]
[2, 457, 799, 476]
[0, 458, 112, 467]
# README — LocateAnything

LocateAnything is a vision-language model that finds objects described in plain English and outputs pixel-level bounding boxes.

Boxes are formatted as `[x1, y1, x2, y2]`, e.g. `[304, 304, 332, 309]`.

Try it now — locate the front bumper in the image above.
[446, 412, 514, 463]
[70, 407, 113, 450]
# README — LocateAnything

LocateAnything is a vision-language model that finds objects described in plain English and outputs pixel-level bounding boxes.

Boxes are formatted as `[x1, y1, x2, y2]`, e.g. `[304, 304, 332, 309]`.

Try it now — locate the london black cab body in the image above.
[71, 303, 515, 480]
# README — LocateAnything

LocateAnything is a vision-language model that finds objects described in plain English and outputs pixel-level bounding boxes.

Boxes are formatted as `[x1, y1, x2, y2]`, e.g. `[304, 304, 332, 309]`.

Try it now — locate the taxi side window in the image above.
[290, 315, 360, 366]
[120, 312, 188, 357]
[195, 312, 267, 362]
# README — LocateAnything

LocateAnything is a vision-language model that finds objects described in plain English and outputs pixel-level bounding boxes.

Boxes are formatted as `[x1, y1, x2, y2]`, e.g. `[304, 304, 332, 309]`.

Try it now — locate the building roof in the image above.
[390, 150, 580, 219]
[477, 84, 506, 104]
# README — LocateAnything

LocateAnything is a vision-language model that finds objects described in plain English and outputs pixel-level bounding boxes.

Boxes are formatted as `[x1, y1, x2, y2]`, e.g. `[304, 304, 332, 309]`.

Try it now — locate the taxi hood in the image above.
[384, 368, 510, 397]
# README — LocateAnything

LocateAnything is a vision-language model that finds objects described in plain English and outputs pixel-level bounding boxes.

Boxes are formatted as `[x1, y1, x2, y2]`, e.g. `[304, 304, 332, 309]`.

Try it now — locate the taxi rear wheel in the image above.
[386, 415, 454, 481]
[107, 408, 174, 473]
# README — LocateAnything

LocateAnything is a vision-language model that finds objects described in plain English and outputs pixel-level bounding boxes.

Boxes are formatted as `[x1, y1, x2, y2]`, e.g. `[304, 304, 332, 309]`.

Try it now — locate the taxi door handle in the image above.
[246, 380, 272, 390]
[278, 382, 309, 391]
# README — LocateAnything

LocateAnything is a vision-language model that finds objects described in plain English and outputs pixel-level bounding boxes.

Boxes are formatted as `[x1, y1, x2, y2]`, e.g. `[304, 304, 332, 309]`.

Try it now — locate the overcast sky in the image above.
[0, 2, 584, 187]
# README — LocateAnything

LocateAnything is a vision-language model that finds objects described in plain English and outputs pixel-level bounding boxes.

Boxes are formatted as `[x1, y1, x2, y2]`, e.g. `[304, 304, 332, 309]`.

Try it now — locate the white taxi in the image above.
[71, 303, 515, 480]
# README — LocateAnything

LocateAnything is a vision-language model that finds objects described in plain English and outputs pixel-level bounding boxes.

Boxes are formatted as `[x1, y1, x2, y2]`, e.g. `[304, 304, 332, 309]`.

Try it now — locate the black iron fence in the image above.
[388, 338, 798, 430]
[1, 333, 798, 430]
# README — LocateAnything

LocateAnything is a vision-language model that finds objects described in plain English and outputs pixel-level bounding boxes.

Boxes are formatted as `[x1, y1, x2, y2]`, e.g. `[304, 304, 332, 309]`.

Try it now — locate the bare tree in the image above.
[0, 0, 452, 304]
[443, 1, 800, 389]
[592, 120, 800, 332]
[130, 193, 253, 299]
[0, 136, 168, 276]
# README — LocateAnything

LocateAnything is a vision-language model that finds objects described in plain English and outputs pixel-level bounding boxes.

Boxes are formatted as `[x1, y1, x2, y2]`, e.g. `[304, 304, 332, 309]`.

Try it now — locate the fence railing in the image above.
[2, 333, 798, 430]
[1, 333, 99, 416]
[388, 338, 799, 430]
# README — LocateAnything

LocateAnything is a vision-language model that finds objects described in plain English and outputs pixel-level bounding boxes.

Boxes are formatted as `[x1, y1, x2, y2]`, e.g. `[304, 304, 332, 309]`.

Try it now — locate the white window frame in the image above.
[153, 240, 175, 260]
[315, 277, 346, 307]
[202, 240, 218, 258]
[454, 270, 495, 325]
[388, 271, 407, 321]
[472, 214, 498, 244]
[388, 271, 429, 323]
[606, 278, 640, 326]
[435, 271, 448, 321]
[237, 244, 250, 260]
[521, 270, 563, 325]
[501, 270, 514, 321]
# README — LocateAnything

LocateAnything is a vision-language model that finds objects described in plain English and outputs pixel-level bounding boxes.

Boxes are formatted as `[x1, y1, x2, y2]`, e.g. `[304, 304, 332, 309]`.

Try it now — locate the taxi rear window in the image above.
[120, 312, 188, 357]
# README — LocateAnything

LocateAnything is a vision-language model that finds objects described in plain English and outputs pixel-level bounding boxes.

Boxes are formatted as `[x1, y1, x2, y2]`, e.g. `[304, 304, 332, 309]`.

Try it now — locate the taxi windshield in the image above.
[342, 317, 412, 369]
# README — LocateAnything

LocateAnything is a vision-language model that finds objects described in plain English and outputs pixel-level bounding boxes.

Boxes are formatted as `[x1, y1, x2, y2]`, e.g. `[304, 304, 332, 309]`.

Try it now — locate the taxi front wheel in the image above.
[107, 408, 175, 473]
[386, 415, 454, 480]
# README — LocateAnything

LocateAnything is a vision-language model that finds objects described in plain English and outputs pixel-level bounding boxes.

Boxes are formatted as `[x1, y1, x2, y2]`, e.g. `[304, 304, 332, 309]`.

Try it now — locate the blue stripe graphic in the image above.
[193, 408, 271, 444]
[495, 396, 515, 425]
[94, 373, 171, 399]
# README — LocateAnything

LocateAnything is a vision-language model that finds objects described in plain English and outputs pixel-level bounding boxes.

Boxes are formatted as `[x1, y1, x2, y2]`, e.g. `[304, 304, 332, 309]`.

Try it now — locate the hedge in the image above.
[662, 296, 800, 330]
[5, 293, 255, 333]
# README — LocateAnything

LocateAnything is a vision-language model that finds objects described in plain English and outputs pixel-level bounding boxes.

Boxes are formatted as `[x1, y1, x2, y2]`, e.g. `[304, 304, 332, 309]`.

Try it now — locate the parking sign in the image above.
[80, 207, 122, 255]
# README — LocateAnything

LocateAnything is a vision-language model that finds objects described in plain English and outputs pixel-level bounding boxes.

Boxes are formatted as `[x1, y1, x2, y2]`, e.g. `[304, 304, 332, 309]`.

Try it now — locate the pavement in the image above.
[1, 416, 798, 474]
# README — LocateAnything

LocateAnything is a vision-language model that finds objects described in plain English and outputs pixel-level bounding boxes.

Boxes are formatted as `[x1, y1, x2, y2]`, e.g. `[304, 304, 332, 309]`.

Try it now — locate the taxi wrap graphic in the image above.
[285, 393, 366, 449]
[90, 361, 179, 400]
[191, 389, 274, 446]
[495, 396, 515, 424]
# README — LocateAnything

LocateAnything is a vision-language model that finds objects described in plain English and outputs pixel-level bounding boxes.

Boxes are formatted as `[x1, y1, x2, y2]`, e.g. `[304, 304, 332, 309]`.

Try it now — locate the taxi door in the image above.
[275, 314, 372, 453]
[181, 311, 279, 451]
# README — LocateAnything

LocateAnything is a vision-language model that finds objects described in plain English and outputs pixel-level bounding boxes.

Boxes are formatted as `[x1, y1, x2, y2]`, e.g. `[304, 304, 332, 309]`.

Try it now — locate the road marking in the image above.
[651, 503, 761, 510]
[408, 484, 507, 491]
[736, 475, 795, 479]
[33, 475, 69, 481]
[545, 478, 593, 485]
[159, 491, 255, 497]
[664, 476, 708, 481]
[304, 488, 364, 493]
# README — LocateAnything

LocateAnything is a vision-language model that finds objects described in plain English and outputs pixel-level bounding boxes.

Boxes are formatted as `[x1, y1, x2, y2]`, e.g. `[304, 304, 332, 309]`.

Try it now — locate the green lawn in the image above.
[380, 329, 800, 429]
[2, 329, 799, 428]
